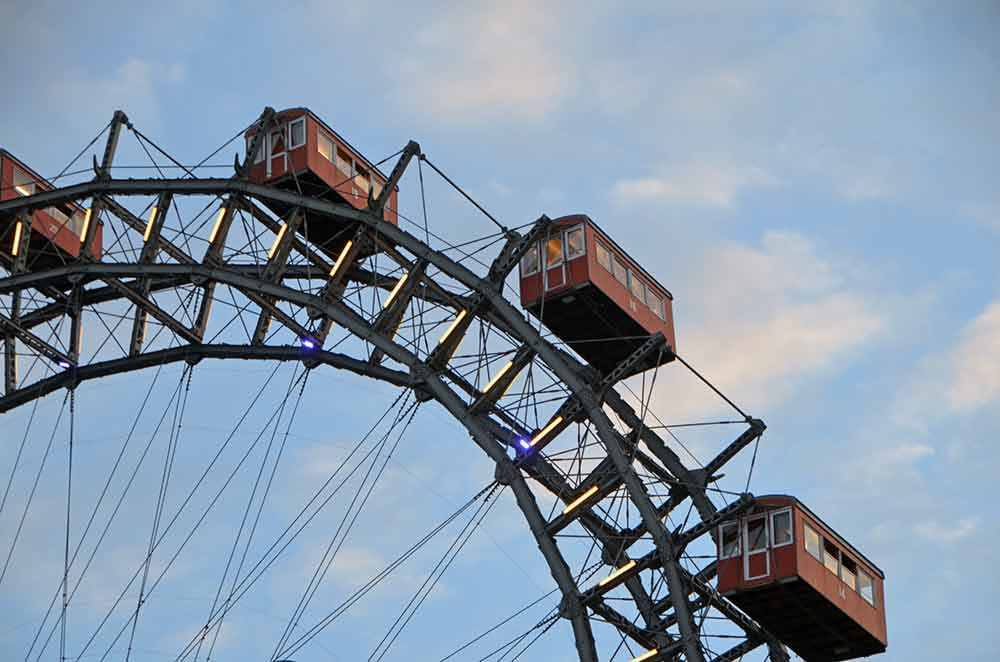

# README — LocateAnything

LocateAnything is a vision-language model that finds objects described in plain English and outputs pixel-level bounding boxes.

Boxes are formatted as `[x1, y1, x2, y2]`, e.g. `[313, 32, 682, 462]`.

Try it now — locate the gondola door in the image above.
[266, 123, 287, 178]
[743, 514, 770, 581]
[543, 234, 566, 292]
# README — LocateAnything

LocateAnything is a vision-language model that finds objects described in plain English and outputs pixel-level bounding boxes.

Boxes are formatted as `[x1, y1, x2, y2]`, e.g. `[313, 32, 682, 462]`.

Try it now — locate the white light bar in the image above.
[482, 361, 513, 395]
[11, 220, 23, 256]
[208, 207, 226, 244]
[438, 309, 468, 345]
[530, 415, 564, 447]
[79, 208, 92, 242]
[383, 272, 408, 309]
[268, 223, 288, 259]
[329, 240, 354, 277]
[598, 559, 637, 587]
[143, 206, 158, 242]
[562, 485, 599, 515]
[631, 649, 658, 662]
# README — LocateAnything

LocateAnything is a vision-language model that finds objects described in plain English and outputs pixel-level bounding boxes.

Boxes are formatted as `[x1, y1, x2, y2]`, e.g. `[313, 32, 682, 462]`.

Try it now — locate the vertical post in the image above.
[5, 212, 32, 393]
[81, 110, 128, 260]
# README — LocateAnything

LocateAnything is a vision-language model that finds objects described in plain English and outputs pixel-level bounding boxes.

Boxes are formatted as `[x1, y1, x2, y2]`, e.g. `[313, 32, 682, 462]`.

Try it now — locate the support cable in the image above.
[272, 482, 499, 660]
[0, 392, 68, 589]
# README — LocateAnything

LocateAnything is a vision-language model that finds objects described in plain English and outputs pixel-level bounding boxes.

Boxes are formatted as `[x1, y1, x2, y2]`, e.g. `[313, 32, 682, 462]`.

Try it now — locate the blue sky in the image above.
[1, 1, 998, 661]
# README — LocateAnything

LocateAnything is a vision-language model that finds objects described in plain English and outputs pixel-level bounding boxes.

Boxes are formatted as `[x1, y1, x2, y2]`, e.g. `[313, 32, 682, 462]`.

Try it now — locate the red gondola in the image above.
[519, 214, 675, 376]
[717, 495, 888, 661]
[243, 108, 398, 257]
[1, 149, 103, 268]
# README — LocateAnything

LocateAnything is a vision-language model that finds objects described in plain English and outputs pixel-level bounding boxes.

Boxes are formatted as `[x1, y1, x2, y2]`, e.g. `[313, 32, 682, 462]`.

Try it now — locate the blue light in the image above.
[517, 437, 531, 450]
[57, 360, 72, 369]
[300, 337, 317, 350]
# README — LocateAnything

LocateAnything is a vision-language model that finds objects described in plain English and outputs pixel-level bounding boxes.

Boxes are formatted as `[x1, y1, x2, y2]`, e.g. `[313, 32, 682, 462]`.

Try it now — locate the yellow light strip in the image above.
[383, 272, 408, 309]
[80, 208, 92, 241]
[438, 309, 468, 345]
[268, 223, 288, 259]
[530, 415, 564, 447]
[482, 361, 513, 394]
[631, 649, 658, 662]
[562, 485, 599, 515]
[329, 240, 354, 277]
[208, 207, 227, 244]
[143, 206, 158, 242]
[11, 220, 23, 257]
[598, 559, 637, 587]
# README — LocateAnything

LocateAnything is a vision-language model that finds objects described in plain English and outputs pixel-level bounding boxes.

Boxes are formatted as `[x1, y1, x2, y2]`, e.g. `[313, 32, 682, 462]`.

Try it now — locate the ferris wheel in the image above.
[0, 108, 884, 662]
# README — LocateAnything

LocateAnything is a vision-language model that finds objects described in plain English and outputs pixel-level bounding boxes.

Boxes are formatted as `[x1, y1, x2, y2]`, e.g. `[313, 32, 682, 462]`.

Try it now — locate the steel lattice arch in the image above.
[0, 110, 790, 662]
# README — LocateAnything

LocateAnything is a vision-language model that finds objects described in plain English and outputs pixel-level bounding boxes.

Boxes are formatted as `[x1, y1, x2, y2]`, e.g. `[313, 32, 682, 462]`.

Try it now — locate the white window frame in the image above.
[628, 270, 646, 303]
[288, 117, 307, 149]
[857, 569, 876, 606]
[544, 235, 564, 269]
[564, 225, 586, 260]
[12, 166, 35, 197]
[595, 241, 612, 272]
[318, 131, 335, 162]
[718, 522, 740, 559]
[804, 522, 822, 561]
[770, 508, 794, 548]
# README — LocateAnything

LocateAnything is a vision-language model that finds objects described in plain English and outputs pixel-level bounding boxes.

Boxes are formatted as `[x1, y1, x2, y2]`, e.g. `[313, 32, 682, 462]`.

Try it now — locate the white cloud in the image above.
[945, 300, 1000, 413]
[914, 517, 979, 544]
[45, 58, 179, 132]
[647, 230, 884, 422]
[895, 299, 1000, 425]
[390, 0, 576, 124]
[612, 159, 777, 208]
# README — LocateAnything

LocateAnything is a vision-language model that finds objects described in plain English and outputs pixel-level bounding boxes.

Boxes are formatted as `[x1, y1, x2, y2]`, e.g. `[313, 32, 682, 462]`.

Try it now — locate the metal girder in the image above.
[236, 107, 276, 178]
[4, 212, 32, 393]
[0, 309, 74, 368]
[711, 639, 764, 662]
[675, 494, 754, 551]
[589, 599, 660, 651]
[368, 259, 428, 365]
[598, 332, 668, 390]
[252, 210, 303, 345]
[703, 419, 766, 478]
[0, 343, 413, 415]
[486, 215, 553, 284]
[101, 277, 201, 346]
[129, 191, 173, 355]
[679, 567, 782, 652]
[369, 140, 420, 217]
[81, 111, 128, 258]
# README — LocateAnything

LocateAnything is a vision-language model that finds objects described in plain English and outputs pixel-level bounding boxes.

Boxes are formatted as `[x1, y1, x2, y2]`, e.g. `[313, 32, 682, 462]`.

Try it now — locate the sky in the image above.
[1, 1, 999, 661]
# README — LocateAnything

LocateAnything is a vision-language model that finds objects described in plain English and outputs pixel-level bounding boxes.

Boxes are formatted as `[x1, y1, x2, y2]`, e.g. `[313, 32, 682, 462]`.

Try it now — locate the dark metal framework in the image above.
[0, 111, 789, 662]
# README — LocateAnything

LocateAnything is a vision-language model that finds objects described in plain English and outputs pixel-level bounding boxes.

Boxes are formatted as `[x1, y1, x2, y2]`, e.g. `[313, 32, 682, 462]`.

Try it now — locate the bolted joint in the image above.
[184, 353, 203, 367]
[558, 593, 584, 620]
[494, 459, 518, 486]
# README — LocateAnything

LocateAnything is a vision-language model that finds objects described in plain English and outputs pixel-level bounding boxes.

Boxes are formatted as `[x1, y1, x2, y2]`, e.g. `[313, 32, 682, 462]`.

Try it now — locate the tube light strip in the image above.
[482, 361, 513, 395]
[598, 559, 637, 587]
[530, 415, 564, 447]
[208, 207, 227, 244]
[329, 240, 354, 277]
[143, 206, 158, 242]
[268, 223, 288, 259]
[11, 220, 23, 256]
[383, 272, 408, 309]
[438, 310, 468, 345]
[631, 649, 658, 662]
[80, 208, 92, 242]
[562, 485, 599, 515]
